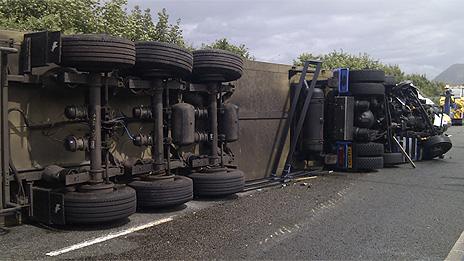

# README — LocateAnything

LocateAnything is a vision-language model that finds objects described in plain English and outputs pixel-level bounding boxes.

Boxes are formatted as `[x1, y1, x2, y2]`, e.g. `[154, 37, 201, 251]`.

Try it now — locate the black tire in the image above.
[383, 152, 405, 166]
[61, 34, 135, 72]
[354, 142, 384, 157]
[349, 70, 385, 83]
[422, 135, 452, 160]
[135, 41, 193, 79]
[349, 83, 385, 95]
[384, 75, 396, 86]
[129, 176, 193, 209]
[64, 186, 136, 224]
[353, 156, 384, 170]
[189, 169, 245, 197]
[192, 49, 244, 83]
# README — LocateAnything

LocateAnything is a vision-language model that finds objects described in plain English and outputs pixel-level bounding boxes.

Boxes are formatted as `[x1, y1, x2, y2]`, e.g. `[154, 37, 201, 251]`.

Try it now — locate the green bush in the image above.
[202, 38, 254, 60]
[294, 50, 445, 99]
[0, 0, 254, 59]
[0, 0, 185, 45]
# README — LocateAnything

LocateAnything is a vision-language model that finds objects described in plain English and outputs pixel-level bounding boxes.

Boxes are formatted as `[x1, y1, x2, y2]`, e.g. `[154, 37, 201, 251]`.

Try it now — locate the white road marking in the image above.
[258, 186, 351, 247]
[260, 224, 298, 245]
[446, 230, 464, 261]
[45, 217, 174, 257]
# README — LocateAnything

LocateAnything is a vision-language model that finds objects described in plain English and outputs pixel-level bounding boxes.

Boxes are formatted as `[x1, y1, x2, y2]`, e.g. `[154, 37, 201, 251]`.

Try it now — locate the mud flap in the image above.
[32, 187, 65, 225]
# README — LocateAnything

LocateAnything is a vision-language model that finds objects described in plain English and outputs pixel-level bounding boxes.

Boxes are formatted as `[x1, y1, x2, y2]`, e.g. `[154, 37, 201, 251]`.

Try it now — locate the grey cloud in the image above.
[129, 0, 464, 78]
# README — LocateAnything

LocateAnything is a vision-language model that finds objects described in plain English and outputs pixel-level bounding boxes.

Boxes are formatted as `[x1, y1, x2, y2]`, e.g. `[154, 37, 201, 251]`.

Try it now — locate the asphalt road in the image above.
[2, 127, 464, 260]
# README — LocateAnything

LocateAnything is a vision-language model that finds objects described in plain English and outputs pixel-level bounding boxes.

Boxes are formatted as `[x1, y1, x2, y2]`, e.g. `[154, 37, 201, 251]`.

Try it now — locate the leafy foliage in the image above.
[405, 73, 445, 98]
[0, 0, 256, 58]
[294, 50, 445, 98]
[203, 38, 254, 60]
[0, 0, 185, 45]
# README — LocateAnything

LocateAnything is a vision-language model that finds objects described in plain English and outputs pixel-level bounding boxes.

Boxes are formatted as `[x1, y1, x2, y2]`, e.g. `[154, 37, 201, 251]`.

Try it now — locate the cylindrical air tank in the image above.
[302, 87, 324, 152]
[219, 103, 239, 142]
[171, 103, 196, 146]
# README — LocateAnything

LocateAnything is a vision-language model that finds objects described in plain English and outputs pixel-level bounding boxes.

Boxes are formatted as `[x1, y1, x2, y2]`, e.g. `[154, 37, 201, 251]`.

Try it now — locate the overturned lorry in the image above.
[1, 32, 246, 225]
[0, 31, 452, 227]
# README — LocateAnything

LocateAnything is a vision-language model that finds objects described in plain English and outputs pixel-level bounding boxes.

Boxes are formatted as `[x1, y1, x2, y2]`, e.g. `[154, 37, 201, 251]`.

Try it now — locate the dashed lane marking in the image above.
[257, 186, 351, 247]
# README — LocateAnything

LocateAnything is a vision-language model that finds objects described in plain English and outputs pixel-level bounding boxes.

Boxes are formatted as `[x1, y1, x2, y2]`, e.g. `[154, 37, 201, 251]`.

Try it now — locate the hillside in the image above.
[434, 64, 464, 84]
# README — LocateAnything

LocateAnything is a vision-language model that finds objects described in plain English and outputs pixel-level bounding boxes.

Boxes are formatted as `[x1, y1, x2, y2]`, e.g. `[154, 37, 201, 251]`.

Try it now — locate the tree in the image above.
[0, 1, 253, 56]
[0, 0, 185, 45]
[294, 50, 444, 99]
[406, 73, 445, 98]
[294, 50, 404, 79]
[203, 38, 254, 60]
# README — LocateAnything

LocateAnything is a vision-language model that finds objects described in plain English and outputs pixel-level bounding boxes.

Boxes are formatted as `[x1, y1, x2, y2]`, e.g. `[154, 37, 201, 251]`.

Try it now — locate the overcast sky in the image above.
[128, 0, 463, 79]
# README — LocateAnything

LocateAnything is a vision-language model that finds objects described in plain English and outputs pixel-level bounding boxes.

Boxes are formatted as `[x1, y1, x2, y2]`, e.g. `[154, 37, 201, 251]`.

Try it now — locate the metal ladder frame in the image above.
[270, 60, 322, 179]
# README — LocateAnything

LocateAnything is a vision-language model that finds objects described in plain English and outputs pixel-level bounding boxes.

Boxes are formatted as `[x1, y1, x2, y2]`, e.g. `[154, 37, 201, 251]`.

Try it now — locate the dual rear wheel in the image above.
[55, 34, 245, 225]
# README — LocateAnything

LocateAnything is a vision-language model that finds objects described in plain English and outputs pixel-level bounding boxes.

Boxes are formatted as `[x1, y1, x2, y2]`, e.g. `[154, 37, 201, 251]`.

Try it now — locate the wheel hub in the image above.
[77, 182, 114, 193]
[140, 173, 175, 182]
[200, 167, 228, 175]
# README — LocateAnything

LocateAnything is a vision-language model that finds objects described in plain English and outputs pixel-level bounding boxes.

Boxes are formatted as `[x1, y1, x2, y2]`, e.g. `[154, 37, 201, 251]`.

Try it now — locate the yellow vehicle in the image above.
[440, 95, 464, 125]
